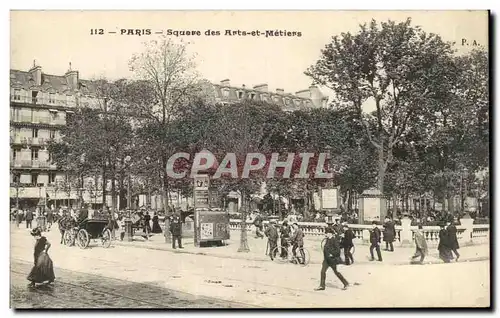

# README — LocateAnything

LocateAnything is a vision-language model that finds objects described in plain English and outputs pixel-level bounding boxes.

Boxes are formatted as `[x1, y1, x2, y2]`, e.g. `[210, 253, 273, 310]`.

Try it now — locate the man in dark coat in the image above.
[438, 223, 453, 263]
[290, 223, 306, 264]
[315, 227, 349, 291]
[169, 214, 183, 249]
[369, 221, 383, 261]
[446, 219, 460, 261]
[280, 220, 291, 259]
[383, 216, 396, 252]
[264, 220, 279, 260]
[253, 213, 264, 239]
[333, 218, 342, 235]
[25, 209, 34, 229]
[341, 224, 355, 265]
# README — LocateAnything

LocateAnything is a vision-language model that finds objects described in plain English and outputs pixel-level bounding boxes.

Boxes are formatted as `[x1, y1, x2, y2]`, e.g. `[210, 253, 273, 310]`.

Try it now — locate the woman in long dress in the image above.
[27, 228, 55, 287]
[151, 212, 163, 234]
[438, 223, 453, 263]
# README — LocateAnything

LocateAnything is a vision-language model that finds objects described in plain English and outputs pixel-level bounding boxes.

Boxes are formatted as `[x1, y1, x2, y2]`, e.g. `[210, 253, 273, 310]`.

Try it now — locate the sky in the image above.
[11, 11, 488, 96]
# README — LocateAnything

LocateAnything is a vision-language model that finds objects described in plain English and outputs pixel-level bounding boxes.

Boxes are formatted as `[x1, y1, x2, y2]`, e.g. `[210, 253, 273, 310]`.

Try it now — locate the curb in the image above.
[112, 241, 489, 266]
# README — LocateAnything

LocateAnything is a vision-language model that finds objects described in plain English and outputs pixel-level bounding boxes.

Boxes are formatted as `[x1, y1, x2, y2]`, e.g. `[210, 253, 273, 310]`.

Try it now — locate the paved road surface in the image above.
[10, 226, 490, 308]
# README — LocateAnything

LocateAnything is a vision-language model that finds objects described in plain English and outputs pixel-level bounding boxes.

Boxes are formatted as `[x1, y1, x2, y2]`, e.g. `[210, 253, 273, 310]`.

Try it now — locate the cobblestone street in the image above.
[10, 224, 490, 308]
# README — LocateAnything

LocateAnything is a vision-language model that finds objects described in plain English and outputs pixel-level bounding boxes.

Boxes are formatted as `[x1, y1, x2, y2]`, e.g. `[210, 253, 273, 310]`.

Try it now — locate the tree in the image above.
[306, 18, 457, 196]
[127, 36, 216, 215]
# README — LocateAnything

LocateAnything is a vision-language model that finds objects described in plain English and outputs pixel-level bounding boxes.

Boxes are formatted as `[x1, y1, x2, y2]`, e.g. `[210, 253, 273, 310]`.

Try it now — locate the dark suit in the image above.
[291, 228, 305, 264]
[320, 236, 348, 288]
[369, 227, 382, 261]
[265, 225, 279, 259]
[383, 220, 396, 251]
[447, 224, 460, 259]
[25, 211, 33, 229]
[169, 217, 183, 248]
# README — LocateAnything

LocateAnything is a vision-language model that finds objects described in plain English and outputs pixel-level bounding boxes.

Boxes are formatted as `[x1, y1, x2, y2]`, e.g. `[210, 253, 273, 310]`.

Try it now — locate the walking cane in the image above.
[265, 239, 269, 256]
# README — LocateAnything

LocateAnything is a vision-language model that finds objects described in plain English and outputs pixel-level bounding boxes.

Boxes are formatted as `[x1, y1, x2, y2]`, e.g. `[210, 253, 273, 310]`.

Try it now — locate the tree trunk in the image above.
[102, 165, 106, 208]
[377, 141, 385, 195]
[119, 169, 125, 210]
[238, 192, 250, 253]
[111, 170, 117, 214]
[392, 196, 398, 215]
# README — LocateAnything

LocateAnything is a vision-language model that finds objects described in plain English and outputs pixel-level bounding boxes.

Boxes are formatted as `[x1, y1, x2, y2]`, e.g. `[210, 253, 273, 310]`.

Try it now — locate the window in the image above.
[222, 89, 229, 97]
[49, 172, 56, 184]
[250, 93, 256, 100]
[12, 150, 17, 161]
[10, 108, 19, 121]
[32, 128, 38, 138]
[48, 152, 53, 162]
[50, 111, 58, 121]
[13, 174, 20, 184]
[31, 149, 39, 160]
[49, 93, 56, 104]
[49, 130, 55, 139]
[66, 95, 73, 106]
[237, 91, 243, 99]
[32, 91, 38, 104]
[261, 95, 268, 102]
[31, 173, 39, 185]
[13, 89, 21, 101]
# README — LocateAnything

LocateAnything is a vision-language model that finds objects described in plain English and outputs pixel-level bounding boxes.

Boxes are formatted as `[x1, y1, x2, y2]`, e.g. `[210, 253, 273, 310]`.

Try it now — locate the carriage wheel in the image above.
[101, 229, 112, 248]
[63, 230, 75, 246]
[77, 229, 90, 249]
[297, 248, 310, 266]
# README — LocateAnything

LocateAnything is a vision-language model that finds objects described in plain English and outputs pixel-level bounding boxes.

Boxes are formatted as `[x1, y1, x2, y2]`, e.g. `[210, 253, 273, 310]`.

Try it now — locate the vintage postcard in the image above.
[9, 10, 490, 309]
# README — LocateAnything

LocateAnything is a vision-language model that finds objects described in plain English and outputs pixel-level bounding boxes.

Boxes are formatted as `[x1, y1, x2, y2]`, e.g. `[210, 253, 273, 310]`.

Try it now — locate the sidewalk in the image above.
[112, 229, 490, 266]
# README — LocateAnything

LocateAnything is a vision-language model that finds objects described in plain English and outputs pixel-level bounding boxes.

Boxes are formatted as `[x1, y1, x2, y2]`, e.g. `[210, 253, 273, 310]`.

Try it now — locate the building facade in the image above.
[10, 63, 328, 211]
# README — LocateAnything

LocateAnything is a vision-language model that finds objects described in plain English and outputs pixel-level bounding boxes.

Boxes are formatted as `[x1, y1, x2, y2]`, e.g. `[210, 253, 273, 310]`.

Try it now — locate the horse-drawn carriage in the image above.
[63, 218, 112, 249]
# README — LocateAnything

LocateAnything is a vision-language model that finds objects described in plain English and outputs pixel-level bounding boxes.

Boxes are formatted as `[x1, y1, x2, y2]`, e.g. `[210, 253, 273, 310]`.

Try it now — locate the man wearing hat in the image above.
[369, 221, 383, 262]
[333, 218, 343, 236]
[315, 227, 349, 291]
[446, 217, 460, 261]
[264, 220, 279, 260]
[341, 223, 355, 265]
[290, 222, 305, 264]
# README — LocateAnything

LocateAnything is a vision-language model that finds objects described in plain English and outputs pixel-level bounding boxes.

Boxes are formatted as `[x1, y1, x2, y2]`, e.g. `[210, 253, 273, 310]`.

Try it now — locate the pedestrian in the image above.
[411, 224, 428, 264]
[57, 211, 68, 244]
[46, 209, 53, 231]
[16, 209, 23, 228]
[280, 219, 291, 259]
[25, 209, 33, 229]
[446, 218, 460, 261]
[169, 214, 183, 249]
[383, 216, 396, 252]
[118, 215, 126, 241]
[253, 212, 264, 239]
[315, 227, 349, 291]
[143, 211, 152, 234]
[27, 228, 55, 287]
[438, 223, 454, 263]
[290, 223, 305, 264]
[369, 221, 383, 262]
[333, 218, 342, 235]
[341, 224, 355, 265]
[264, 220, 279, 260]
[151, 212, 163, 234]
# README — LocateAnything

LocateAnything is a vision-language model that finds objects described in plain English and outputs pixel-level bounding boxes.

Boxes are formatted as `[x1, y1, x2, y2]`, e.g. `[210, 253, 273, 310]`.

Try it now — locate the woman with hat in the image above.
[27, 228, 55, 287]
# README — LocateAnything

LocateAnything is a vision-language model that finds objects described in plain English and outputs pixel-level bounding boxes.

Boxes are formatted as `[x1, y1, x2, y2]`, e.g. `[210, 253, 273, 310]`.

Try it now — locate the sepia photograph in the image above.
[8, 10, 490, 309]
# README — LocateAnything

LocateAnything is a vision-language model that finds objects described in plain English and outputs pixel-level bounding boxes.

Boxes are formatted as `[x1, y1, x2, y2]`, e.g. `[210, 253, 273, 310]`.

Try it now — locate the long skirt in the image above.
[438, 247, 454, 263]
[27, 252, 55, 284]
[151, 222, 162, 234]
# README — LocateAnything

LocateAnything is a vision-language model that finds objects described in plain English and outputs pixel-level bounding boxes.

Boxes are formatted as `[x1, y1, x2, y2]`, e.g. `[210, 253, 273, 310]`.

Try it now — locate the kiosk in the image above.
[193, 175, 230, 247]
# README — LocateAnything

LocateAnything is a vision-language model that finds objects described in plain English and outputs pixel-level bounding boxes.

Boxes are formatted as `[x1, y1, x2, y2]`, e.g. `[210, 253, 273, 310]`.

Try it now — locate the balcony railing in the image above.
[11, 95, 77, 108]
[11, 115, 66, 126]
[10, 159, 54, 169]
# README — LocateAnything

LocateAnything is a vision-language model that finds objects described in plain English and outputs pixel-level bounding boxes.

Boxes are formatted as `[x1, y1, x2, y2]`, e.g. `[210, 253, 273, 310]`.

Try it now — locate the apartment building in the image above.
[10, 63, 328, 211]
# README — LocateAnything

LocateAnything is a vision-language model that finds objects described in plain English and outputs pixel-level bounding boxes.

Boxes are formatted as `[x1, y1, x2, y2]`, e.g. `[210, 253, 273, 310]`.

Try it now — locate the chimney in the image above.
[253, 84, 268, 92]
[309, 85, 325, 108]
[29, 60, 42, 86]
[276, 88, 284, 95]
[242, 84, 246, 89]
[65, 62, 79, 90]
[220, 79, 230, 86]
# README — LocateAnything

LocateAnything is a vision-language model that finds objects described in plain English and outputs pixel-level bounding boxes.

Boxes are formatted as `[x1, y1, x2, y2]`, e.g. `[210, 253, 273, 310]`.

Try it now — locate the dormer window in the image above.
[49, 93, 56, 104]
[250, 93, 256, 100]
[237, 91, 243, 99]
[261, 95, 268, 102]
[13, 89, 21, 100]
[222, 89, 229, 97]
